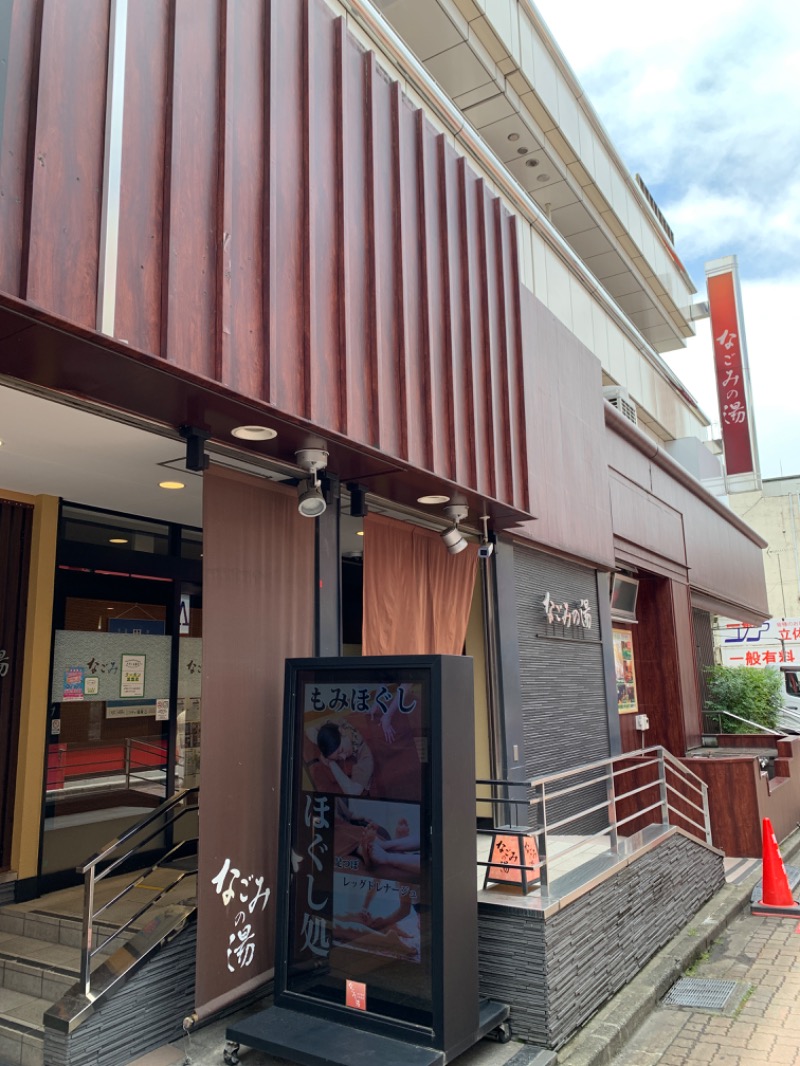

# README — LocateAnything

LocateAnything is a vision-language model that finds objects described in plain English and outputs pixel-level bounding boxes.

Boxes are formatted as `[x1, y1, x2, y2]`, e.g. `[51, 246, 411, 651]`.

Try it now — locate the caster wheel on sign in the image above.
[496, 1022, 512, 1044]
[223, 1040, 240, 1065]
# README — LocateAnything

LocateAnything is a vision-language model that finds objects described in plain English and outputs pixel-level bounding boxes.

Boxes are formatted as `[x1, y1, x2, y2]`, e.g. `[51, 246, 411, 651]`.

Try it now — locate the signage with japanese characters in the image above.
[719, 618, 800, 669]
[282, 664, 431, 1028]
[707, 263, 755, 476]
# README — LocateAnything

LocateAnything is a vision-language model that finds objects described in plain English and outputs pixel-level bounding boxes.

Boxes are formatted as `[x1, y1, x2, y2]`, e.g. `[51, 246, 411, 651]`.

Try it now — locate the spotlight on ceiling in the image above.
[440, 500, 469, 555]
[296, 447, 329, 518]
[297, 478, 327, 518]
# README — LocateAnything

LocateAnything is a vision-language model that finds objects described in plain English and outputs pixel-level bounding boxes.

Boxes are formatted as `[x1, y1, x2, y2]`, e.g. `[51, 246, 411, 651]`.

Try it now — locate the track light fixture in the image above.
[295, 447, 329, 518]
[440, 500, 469, 555]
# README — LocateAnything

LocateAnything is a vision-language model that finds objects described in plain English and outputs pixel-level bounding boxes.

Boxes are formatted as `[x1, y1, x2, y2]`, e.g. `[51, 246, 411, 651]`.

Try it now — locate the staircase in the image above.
[0, 868, 196, 1066]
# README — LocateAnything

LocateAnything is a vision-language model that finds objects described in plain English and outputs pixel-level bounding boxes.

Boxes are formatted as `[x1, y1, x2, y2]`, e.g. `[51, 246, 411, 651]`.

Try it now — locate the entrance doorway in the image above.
[41, 504, 202, 887]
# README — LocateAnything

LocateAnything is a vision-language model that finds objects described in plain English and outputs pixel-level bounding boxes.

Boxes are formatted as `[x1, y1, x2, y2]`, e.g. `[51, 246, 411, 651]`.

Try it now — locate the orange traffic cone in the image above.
[760, 818, 794, 906]
[751, 818, 800, 916]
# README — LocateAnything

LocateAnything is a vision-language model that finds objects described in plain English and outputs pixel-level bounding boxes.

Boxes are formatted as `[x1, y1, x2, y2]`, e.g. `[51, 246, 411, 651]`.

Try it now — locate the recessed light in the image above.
[417, 494, 451, 505]
[525, 158, 540, 167]
[231, 425, 277, 441]
[537, 174, 550, 182]
[507, 132, 520, 142]
[159, 480, 185, 490]
[517, 147, 528, 155]
[356, 530, 364, 536]
[109, 538, 129, 544]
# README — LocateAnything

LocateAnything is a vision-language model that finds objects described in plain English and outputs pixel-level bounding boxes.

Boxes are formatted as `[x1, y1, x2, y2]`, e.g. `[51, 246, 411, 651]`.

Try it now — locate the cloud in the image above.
[536, 1, 800, 282]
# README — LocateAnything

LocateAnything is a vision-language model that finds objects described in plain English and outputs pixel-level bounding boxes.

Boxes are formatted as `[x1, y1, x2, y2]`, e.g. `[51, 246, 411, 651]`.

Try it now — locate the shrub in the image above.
[704, 665, 783, 734]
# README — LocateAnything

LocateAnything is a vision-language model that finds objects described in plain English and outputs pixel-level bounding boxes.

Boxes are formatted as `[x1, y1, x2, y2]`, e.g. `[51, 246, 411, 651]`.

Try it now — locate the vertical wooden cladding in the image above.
[114, 0, 169, 355]
[25, 0, 109, 322]
[0, 0, 529, 515]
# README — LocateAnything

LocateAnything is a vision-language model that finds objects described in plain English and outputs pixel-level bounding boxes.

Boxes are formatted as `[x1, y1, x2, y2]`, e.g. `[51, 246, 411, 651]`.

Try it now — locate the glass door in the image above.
[42, 571, 174, 882]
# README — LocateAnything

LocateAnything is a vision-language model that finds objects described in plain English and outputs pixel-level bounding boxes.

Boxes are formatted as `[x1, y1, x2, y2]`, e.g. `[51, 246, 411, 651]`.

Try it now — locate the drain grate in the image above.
[663, 978, 739, 1010]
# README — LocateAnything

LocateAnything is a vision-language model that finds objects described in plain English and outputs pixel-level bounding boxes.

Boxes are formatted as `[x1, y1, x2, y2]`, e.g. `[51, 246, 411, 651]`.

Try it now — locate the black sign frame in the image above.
[274, 654, 479, 1054]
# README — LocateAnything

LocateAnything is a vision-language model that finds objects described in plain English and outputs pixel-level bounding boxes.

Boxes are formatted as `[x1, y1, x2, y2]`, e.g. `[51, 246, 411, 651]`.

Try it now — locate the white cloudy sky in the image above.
[533, 0, 800, 478]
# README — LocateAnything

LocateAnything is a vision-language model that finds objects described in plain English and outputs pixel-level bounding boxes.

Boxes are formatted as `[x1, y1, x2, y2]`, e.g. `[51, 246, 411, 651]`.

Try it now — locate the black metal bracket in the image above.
[179, 425, 211, 472]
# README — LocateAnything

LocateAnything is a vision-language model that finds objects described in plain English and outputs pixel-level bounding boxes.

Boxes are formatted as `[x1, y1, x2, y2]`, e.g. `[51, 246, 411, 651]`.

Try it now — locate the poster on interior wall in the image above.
[613, 629, 638, 714]
[62, 666, 85, 701]
[120, 653, 146, 698]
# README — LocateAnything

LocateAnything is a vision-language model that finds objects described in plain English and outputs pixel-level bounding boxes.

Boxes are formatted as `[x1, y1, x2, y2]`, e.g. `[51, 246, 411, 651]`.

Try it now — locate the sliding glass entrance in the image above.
[40, 505, 201, 887]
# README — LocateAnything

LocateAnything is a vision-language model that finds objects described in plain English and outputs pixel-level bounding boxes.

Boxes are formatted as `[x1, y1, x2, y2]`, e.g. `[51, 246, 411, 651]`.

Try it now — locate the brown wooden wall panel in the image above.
[422, 128, 453, 478]
[340, 30, 373, 445]
[0, 0, 40, 296]
[514, 290, 615, 567]
[306, 4, 344, 432]
[26, 0, 109, 323]
[162, 0, 220, 378]
[607, 423, 768, 618]
[608, 469, 686, 568]
[0, 0, 530, 516]
[115, 0, 169, 355]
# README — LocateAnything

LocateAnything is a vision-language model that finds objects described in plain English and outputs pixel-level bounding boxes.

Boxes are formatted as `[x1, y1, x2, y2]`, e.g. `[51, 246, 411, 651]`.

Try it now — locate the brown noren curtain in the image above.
[195, 467, 314, 1015]
[362, 512, 478, 656]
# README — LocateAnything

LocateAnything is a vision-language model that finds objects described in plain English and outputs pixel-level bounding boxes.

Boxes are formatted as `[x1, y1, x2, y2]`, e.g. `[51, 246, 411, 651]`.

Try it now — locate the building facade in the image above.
[0, 0, 769, 1058]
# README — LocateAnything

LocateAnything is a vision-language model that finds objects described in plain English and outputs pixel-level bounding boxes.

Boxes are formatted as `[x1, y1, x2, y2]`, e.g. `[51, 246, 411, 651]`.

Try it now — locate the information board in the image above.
[282, 663, 432, 1028]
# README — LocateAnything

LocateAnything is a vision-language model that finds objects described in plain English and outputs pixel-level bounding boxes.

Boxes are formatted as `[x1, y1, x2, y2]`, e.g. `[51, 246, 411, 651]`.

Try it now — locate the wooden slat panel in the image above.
[445, 154, 474, 489]
[339, 34, 373, 444]
[115, 0, 170, 354]
[397, 102, 430, 473]
[370, 64, 403, 459]
[26, 0, 109, 324]
[467, 175, 496, 500]
[0, 0, 531, 517]
[0, 0, 41, 297]
[161, 0, 220, 378]
[268, 0, 306, 414]
[306, 2, 344, 432]
[220, 0, 267, 395]
[421, 125, 453, 478]
[501, 212, 529, 512]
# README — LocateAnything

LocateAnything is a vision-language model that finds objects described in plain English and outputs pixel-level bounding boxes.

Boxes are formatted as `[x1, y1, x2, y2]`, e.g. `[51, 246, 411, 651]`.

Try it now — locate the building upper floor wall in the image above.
[348, 0, 711, 447]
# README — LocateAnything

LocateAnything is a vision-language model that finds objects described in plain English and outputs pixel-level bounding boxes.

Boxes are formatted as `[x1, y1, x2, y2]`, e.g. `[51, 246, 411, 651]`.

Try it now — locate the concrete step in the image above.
[0, 988, 45, 1066]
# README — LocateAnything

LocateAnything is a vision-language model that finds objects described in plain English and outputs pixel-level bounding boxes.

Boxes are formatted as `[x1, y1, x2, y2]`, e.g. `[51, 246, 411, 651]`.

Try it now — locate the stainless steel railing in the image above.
[702, 709, 783, 736]
[76, 787, 198, 995]
[477, 746, 711, 895]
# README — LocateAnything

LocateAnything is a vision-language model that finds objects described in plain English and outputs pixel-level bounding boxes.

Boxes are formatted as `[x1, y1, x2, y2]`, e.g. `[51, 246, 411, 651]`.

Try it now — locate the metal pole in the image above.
[81, 869, 95, 996]
[701, 782, 713, 847]
[537, 782, 549, 890]
[658, 748, 669, 826]
[607, 764, 618, 852]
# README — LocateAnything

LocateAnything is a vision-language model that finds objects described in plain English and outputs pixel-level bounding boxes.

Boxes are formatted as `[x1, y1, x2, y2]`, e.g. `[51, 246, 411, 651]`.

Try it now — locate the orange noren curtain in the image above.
[362, 512, 479, 656]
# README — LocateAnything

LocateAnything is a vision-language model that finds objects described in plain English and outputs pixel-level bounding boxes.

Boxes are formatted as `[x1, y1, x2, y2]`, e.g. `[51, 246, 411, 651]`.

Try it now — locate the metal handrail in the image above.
[703, 708, 783, 736]
[477, 746, 712, 896]
[77, 786, 199, 995]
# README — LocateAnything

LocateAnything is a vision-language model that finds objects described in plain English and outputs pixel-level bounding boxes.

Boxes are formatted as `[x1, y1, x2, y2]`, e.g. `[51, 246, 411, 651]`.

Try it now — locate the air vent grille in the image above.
[603, 386, 638, 426]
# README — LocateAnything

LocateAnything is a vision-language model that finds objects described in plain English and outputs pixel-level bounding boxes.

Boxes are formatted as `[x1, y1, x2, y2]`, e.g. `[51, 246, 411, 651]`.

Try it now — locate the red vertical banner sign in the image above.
[707, 268, 755, 476]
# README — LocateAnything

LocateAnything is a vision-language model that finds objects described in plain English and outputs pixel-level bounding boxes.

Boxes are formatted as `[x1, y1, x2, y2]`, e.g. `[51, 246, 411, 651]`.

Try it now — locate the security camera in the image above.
[478, 542, 494, 559]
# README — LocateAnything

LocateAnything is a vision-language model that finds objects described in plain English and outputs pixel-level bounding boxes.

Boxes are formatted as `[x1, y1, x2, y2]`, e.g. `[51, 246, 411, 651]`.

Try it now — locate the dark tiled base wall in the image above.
[477, 834, 725, 1049]
[44, 921, 197, 1066]
[0, 882, 15, 906]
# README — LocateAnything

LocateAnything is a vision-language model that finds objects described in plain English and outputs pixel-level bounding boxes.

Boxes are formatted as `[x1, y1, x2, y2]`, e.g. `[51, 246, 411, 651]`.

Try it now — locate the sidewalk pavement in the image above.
[133, 829, 800, 1066]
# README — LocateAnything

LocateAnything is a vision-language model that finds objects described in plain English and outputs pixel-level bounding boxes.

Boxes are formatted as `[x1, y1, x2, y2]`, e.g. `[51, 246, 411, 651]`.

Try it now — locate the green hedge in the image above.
[704, 665, 783, 734]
